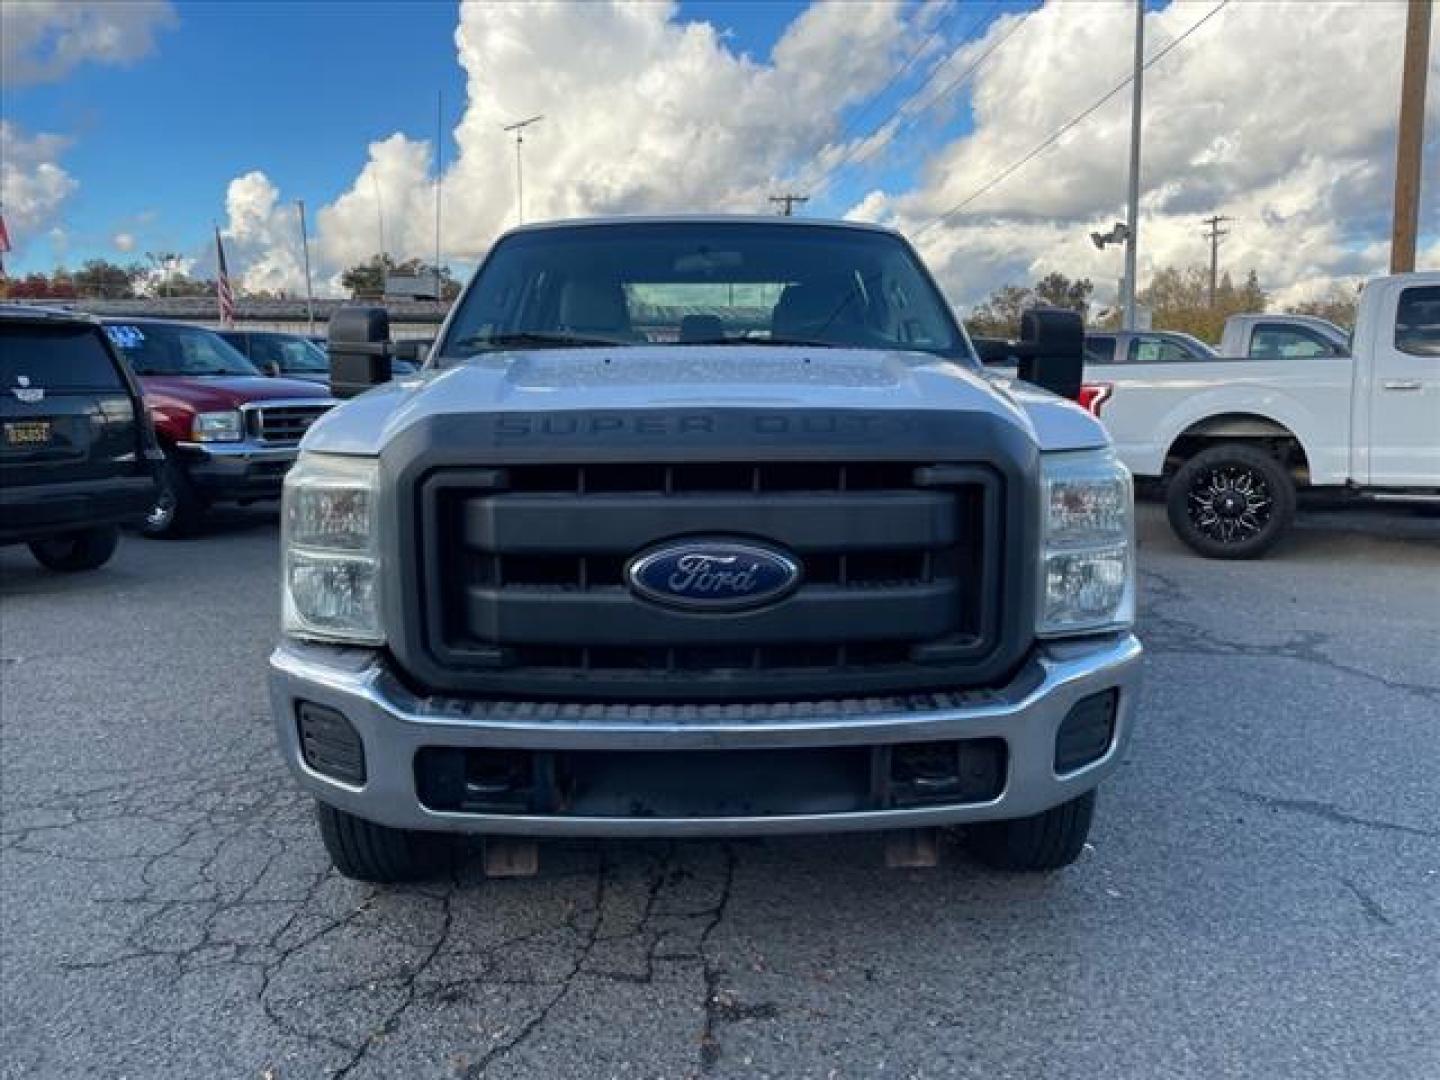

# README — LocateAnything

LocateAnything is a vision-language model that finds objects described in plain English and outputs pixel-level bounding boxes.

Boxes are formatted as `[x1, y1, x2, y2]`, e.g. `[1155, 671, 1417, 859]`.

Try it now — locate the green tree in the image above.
[341, 254, 400, 297]
[965, 273, 1093, 338]
[965, 284, 1033, 338]
[73, 259, 146, 299]
[340, 255, 459, 299]
[1135, 264, 1267, 344]
[1033, 271, 1094, 314]
[1291, 283, 1361, 329]
[161, 273, 219, 298]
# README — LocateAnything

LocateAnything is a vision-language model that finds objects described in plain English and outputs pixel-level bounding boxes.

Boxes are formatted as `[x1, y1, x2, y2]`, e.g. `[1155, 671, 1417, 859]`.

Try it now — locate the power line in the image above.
[804, 1, 1010, 196]
[835, 1, 962, 142]
[912, 0, 1231, 241]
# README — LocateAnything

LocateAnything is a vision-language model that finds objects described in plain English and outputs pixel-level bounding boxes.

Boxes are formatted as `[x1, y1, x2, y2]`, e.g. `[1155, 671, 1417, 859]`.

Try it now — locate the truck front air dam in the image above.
[268, 633, 1141, 838]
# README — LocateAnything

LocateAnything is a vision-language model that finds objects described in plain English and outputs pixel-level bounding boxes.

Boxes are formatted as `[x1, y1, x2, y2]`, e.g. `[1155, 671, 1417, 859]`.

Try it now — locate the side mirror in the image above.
[264, 361, 282, 378]
[328, 306, 392, 399]
[1016, 307, 1084, 401]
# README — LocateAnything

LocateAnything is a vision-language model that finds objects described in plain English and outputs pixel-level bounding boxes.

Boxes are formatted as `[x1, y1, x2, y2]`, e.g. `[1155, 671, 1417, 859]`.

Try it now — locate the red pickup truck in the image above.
[101, 319, 333, 535]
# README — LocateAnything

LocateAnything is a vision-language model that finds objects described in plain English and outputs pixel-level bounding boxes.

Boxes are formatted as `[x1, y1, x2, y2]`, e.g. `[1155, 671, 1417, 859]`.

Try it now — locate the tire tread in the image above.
[1166, 443, 1296, 560]
[315, 802, 449, 883]
[968, 790, 1095, 872]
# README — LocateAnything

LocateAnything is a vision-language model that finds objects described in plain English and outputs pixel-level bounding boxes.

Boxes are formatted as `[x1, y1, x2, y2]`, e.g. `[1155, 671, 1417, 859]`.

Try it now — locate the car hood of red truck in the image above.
[138, 374, 331, 410]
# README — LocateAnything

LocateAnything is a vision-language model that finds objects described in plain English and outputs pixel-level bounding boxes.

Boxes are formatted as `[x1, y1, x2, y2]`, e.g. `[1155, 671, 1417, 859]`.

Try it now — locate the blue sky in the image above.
[4, 1, 1430, 307]
[7, 1, 473, 269]
[3, 0, 1009, 274]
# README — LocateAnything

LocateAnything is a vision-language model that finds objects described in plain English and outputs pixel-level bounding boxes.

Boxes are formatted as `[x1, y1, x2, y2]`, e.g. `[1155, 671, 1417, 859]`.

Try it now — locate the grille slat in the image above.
[249, 402, 331, 445]
[417, 461, 1004, 701]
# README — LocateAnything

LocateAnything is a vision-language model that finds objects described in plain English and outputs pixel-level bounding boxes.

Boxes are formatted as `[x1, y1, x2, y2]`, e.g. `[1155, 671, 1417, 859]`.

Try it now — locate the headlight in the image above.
[1037, 448, 1134, 637]
[191, 410, 243, 442]
[282, 452, 382, 644]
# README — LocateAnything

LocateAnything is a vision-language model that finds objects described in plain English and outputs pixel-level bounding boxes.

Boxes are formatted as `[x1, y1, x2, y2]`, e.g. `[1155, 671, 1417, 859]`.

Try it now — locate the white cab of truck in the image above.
[1216, 313, 1350, 359]
[1088, 272, 1439, 557]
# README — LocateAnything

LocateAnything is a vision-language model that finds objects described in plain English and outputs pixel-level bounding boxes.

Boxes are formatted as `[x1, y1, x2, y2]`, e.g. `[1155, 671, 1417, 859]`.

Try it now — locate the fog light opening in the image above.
[1054, 690, 1119, 774]
[296, 701, 366, 785]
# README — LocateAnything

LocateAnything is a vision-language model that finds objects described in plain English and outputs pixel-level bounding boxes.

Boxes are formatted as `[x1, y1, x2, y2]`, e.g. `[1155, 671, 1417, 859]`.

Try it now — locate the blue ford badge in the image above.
[627, 539, 802, 611]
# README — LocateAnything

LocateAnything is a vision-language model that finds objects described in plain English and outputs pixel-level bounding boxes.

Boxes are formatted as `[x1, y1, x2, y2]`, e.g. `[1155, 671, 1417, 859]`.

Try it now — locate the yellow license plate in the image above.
[3, 420, 52, 446]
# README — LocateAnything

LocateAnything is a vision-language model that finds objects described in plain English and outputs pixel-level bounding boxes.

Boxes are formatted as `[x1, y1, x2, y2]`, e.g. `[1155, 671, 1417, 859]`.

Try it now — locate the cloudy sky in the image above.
[2, 0, 1436, 309]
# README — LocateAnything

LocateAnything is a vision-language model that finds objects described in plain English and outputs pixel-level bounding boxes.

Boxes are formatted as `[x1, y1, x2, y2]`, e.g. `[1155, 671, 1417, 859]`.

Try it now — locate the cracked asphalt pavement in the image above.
[3, 501, 1438, 1079]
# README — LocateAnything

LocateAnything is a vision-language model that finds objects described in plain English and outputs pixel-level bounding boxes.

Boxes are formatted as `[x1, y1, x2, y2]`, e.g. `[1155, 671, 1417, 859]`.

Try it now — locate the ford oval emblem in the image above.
[627, 539, 802, 611]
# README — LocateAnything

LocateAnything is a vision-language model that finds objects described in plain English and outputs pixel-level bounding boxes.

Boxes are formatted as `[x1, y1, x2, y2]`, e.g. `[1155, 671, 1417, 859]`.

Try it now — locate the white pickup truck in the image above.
[1215, 312, 1350, 359]
[1085, 272, 1439, 557]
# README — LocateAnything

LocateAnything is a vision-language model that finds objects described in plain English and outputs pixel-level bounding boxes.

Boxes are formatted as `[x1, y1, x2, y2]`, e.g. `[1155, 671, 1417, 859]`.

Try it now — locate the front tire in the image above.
[140, 457, 203, 538]
[1166, 443, 1295, 559]
[315, 802, 452, 883]
[967, 790, 1095, 871]
[27, 526, 120, 572]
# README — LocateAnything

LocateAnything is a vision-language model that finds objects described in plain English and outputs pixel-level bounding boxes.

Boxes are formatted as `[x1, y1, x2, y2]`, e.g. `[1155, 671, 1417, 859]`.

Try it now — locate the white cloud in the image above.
[844, 190, 891, 223]
[221, 0, 1437, 309]
[0, 121, 78, 254]
[219, 170, 309, 295]
[0, 0, 176, 85]
[112, 231, 136, 253]
[873, 0, 1440, 309]
[231, 0, 913, 293]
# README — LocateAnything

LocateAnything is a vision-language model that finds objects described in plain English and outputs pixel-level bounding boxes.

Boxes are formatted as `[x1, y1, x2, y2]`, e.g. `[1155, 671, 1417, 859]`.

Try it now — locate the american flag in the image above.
[215, 226, 235, 326]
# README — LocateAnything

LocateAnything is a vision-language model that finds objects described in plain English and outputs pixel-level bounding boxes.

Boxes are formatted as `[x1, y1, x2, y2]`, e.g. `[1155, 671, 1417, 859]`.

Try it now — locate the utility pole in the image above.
[1121, 0, 1144, 330]
[435, 90, 444, 299]
[370, 172, 387, 269]
[503, 115, 544, 225]
[1391, 0, 1432, 273]
[769, 194, 809, 217]
[1201, 215, 1232, 307]
[296, 200, 315, 333]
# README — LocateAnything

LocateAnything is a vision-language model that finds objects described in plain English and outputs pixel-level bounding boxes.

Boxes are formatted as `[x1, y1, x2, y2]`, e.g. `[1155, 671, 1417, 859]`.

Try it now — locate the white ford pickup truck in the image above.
[1086, 272, 1439, 557]
[269, 216, 1141, 883]
[1215, 312, 1350, 359]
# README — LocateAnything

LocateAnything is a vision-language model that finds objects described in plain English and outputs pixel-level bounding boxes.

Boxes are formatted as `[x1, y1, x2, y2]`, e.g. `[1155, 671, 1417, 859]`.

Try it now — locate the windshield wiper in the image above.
[447, 331, 630, 353]
[679, 336, 839, 349]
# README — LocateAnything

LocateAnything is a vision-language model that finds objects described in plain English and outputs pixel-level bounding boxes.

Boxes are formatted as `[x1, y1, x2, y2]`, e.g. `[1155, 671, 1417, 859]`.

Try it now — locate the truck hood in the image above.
[303, 346, 1108, 456]
[138, 374, 332, 410]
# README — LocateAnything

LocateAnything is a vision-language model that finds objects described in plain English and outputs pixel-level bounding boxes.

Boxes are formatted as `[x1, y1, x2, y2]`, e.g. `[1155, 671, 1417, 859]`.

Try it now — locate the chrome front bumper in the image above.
[268, 634, 1142, 838]
[174, 441, 298, 499]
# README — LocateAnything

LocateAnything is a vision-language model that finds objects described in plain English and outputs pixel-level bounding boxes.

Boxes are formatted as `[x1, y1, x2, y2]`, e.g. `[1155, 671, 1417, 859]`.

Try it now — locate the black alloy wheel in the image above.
[1166, 443, 1296, 559]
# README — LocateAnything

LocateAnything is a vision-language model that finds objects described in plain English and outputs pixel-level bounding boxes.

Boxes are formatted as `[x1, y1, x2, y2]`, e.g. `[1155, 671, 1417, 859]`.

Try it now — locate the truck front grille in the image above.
[247, 402, 332, 445]
[408, 461, 1012, 701]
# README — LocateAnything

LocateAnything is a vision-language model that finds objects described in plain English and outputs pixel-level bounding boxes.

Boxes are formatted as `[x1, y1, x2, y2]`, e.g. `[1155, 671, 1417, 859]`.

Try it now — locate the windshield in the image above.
[438, 222, 969, 364]
[105, 322, 260, 377]
[1171, 332, 1218, 357]
[257, 334, 329, 373]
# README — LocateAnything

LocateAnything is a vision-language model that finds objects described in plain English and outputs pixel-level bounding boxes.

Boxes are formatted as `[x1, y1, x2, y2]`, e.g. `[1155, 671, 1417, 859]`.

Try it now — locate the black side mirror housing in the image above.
[328, 306, 392, 399]
[1015, 307, 1084, 401]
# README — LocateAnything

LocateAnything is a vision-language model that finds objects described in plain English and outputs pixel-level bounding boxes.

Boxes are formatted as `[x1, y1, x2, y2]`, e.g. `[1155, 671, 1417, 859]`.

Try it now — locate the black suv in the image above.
[0, 306, 161, 571]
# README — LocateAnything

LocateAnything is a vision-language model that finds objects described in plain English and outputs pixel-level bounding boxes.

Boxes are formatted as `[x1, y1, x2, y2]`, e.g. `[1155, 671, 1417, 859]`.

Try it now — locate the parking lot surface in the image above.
[2, 502, 1438, 1079]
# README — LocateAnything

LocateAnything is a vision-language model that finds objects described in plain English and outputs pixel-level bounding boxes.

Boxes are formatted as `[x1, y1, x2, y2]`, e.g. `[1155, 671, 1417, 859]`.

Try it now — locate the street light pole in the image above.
[1121, 0, 1145, 330]
[296, 200, 315, 333]
[503, 115, 544, 225]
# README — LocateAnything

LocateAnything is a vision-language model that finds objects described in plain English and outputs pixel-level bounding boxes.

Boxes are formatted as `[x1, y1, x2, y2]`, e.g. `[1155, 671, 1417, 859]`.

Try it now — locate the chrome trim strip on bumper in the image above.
[174, 441, 299, 461]
[268, 634, 1142, 838]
